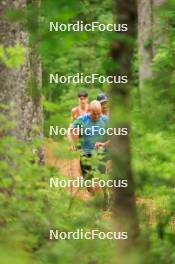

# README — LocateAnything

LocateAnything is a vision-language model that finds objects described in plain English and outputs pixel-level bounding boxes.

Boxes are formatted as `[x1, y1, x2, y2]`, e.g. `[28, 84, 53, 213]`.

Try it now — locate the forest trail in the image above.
[45, 140, 171, 226]
[45, 140, 111, 221]
[45, 140, 155, 219]
[45, 140, 92, 201]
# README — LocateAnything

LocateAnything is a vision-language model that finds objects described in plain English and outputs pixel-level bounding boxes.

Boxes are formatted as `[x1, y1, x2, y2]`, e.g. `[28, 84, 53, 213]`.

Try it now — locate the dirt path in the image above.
[45, 140, 173, 226]
[45, 140, 92, 201]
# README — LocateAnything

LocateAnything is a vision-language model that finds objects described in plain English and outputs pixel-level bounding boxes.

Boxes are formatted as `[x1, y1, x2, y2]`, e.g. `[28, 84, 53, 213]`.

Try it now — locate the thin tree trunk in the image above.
[111, 0, 139, 252]
[31, 0, 44, 163]
[138, 0, 167, 92]
[138, 0, 153, 89]
[152, 0, 167, 55]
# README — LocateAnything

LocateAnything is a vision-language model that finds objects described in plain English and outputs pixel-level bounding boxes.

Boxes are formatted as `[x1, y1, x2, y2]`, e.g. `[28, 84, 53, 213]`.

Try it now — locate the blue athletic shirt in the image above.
[72, 113, 108, 154]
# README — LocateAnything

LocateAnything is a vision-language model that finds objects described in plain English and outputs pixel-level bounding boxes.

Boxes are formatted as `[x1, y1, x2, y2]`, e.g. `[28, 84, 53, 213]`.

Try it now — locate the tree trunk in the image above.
[138, 0, 167, 91]
[138, 0, 153, 89]
[111, 0, 139, 252]
[31, 0, 44, 163]
[152, 0, 167, 55]
[0, 0, 44, 149]
[0, 0, 31, 140]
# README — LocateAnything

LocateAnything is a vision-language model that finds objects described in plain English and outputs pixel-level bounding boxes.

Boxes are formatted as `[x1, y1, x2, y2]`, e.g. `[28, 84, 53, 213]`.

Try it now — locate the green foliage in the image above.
[40, 0, 113, 135]
[0, 113, 116, 264]
[131, 4, 175, 261]
[1, 0, 175, 263]
[0, 44, 26, 68]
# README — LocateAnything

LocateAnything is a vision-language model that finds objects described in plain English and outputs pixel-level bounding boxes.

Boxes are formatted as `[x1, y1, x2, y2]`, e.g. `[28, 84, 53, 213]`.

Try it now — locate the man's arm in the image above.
[71, 107, 77, 122]
[67, 117, 82, 150]
[95, 140, 110, 149]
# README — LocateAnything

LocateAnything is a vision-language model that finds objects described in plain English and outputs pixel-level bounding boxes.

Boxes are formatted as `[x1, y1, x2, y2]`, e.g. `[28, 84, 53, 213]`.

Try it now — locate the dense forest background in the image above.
[0, 0, 175, 264]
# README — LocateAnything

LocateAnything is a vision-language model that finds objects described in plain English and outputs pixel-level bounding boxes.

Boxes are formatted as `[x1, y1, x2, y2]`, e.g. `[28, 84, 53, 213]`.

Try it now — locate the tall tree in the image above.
[0, 0, 43, 147]
[152, 0, 167, 55]
[0, 0, 30, 140]
[138, 0, 153, 88]
[111, 0, 139, 252]
[30, 0, 44, 163]
[138, 0, 167, 92]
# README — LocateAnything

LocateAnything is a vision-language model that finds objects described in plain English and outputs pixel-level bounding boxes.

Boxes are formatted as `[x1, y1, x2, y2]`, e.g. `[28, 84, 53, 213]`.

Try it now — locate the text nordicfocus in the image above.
[50, 21, 128, 32]
[50, 229, 128, 240]
[50, 178, 128, 189]
[49, 73, 128, 84]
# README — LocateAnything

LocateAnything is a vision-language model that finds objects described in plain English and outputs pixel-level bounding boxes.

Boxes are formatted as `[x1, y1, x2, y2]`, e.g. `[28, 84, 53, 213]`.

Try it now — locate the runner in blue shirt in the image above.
[71, 100, 109, 180]
[72, 105, 108, 155]
[70, 100, 110, 208]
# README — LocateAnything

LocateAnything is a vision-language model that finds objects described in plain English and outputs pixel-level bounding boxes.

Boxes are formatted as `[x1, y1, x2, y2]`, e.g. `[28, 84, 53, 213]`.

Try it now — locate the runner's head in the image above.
[89, 100, 101, 121]
[97, 93, 108, 115]
[78, 91, 88, 107]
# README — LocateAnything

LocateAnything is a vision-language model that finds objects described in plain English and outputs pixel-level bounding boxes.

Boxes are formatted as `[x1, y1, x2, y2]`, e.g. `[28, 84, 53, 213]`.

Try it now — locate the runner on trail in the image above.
[68, 91, 89, 142]
[71, 91, 89, 121]
[71, 100, 109, 162]
[97, 93, 109, 116]
[96, 93, 111, 175]
[70, 100, 110, 207]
